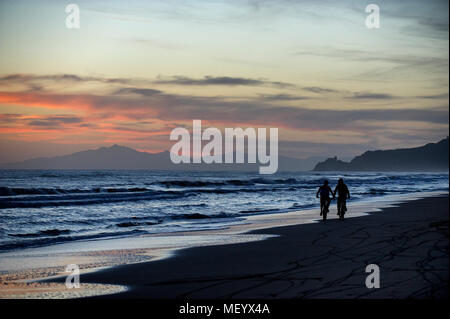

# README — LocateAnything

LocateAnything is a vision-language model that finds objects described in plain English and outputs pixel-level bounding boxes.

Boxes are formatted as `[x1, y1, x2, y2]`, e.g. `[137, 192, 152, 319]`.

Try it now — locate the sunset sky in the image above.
[0, 0, 448, 163]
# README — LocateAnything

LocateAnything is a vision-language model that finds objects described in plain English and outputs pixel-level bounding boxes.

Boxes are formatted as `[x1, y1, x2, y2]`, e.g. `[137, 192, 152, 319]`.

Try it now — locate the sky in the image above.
[0, 0, 448, 163]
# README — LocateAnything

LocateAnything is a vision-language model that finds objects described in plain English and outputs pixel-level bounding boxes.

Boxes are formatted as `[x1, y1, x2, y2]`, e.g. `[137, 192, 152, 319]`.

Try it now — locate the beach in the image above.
[1, 191, 446, 299]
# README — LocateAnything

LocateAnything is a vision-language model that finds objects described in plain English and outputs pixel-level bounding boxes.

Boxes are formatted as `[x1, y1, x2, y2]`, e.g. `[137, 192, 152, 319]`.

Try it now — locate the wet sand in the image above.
[53, 194, 448, 299]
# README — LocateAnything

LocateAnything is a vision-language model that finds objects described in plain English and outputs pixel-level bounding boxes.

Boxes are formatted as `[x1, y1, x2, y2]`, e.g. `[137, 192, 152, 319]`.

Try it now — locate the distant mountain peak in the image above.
[0, 144, 322, 171]
[314, 138, 449, 172]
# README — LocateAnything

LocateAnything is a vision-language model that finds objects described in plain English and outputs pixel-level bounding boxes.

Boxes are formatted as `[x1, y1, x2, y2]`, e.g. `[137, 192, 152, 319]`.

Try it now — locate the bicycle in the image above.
[337, 198, 347, 220]
[320, 198, 331, 222]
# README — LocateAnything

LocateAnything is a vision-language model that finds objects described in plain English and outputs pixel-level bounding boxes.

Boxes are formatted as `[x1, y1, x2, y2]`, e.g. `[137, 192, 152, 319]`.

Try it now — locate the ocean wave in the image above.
[8, 228, 71, 238]
[0, 189, 189, 208]
[238, 208, 278, 214]
[177, 203, 207, 208]
[0, 186, 154, 196]
[116, 220, 161, 227]
[171, 212, 233, 220]
[1, 170, 448, 253]
[159, 180, 226, 187]
[367, 188, 388, 195]
[0, 187, 283, 209]
[172, 213, 211, 219]
[0, 229, 146, 251]
[159, 177, 298, 188]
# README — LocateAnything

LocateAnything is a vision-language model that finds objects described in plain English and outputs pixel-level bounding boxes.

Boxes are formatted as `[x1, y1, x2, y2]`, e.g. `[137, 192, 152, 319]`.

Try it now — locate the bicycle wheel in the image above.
[339, 202, 345, 219]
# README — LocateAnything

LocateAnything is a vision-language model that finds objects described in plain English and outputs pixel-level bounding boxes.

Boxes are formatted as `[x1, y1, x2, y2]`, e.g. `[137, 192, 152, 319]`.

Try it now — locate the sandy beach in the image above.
[27, 192, 446, 299]
[0, 192, 447, 299]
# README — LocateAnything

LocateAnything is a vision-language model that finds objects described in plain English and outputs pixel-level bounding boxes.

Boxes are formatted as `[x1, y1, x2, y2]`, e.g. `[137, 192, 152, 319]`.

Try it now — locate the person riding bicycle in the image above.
[316, 180, 333, 220]
[333, 178, 350, 219]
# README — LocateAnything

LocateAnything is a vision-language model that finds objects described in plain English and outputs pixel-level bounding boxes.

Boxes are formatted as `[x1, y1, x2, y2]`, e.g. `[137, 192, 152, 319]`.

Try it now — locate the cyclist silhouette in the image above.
[316, 180, 333, 222]
[333, 178, 350, 220]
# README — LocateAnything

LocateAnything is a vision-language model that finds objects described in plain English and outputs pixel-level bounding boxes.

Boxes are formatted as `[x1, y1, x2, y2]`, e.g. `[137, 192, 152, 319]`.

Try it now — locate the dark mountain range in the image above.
[0, 144, 323, 172]
[313, 137, 449, 172]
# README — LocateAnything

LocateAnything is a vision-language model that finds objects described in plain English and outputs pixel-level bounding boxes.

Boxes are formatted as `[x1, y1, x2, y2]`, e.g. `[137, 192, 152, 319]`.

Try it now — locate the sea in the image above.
[0, 170, 448, 252]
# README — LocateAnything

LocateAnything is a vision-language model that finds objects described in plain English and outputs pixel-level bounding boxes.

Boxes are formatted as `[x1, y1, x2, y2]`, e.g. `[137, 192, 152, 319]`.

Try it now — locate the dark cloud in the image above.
[78, 123, 98, 128]
[349, 92, 396, 100]
[28, 116, 83, 128]
[0, 74, 131, 85]
[151, 94, 448, 129]
[0, 73, 298, 90]
[2, 87, 447, 131]
[415, 93, 449, 99]
[0, 113, 84, 129]
[302, 87, 338, 94]
[155, 76, 296, 88]
[1, 72, 447, 141]
[64, 90, 447, 129]
[114, 87, 163, 96]
[257, 93, 308, 101]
